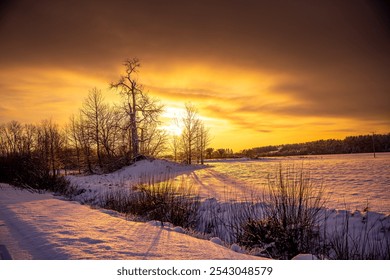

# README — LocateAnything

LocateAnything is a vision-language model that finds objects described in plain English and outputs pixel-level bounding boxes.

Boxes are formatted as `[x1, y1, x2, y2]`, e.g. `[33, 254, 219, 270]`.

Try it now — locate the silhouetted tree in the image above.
[196, 122, 210, 164]
[170, 135, 180, 161]
[205, 147, 214, 159]
[181, 103, 200, 164]
[111, 58, 164, 160]
[81, 88, 107, 168]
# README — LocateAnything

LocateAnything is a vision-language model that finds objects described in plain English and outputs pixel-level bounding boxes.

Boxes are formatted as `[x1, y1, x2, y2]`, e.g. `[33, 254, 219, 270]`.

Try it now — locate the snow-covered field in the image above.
[66, 153, 390, 214]
[0, 183, 264, 260]
[203, 153, 390, 214]
[1, 153, 389, 260]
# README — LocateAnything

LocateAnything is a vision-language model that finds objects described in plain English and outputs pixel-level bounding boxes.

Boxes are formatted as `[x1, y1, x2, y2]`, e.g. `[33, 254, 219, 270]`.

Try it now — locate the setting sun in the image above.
[159, 106, 185, 136]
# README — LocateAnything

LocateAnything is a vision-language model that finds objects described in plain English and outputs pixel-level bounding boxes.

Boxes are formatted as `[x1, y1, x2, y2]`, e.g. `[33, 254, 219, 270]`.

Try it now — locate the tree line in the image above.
[0, 58, 210, 189]
[241, 133, 390, 158]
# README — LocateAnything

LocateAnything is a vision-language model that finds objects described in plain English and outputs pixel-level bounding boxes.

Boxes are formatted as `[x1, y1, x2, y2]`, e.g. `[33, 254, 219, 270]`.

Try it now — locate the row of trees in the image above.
[241, 133, 390, 158]
[204, 148, 235, 159]
[0, 59, 211, 187]
[0, 119, 67, 190]
[66, 86, 167, 173]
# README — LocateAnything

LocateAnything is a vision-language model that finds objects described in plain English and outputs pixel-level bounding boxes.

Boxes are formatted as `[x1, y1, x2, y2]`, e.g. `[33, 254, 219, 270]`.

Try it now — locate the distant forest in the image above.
[240, 133, 390, 158]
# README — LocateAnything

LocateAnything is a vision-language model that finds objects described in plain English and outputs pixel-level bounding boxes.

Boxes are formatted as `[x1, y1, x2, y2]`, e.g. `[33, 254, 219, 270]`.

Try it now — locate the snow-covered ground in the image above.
[204, 153, 390, 214]
[0, 183, 264, 260]
[1, 154, 389, 260]
[66, 159, 206, 204]
[67, 154, 390, 214]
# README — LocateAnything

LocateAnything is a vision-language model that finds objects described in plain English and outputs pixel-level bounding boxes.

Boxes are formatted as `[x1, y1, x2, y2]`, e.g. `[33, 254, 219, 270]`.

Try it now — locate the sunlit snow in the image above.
[0, 184, 264, 260]
[1, 153, 389, 260]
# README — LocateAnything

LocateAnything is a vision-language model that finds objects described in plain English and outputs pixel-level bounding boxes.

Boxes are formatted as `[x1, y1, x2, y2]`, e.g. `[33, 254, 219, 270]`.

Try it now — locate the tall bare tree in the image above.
[196, 121, 210, 164]
[110, 58, 142, 159]
[110, 58, 164, 160]
[81, 88, 108, 168]
[36, 119, 63, 178]
[181, 103, 200, 164]
[67, 113, 93, 173]
[99, 106, 124, 159]
[170, 135, 180, 162]
[66, 114, 82, 173]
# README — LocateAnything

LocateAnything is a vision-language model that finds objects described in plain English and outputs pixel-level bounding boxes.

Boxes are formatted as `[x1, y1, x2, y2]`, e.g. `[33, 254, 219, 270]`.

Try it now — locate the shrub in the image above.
[100, 178, 200, 229]
[237, 165, 326, 259]
[0, 154, 71, 193]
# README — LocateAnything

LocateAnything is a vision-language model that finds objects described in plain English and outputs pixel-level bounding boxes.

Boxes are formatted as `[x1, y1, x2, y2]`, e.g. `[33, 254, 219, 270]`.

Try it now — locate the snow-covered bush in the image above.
[236, 165, 326, 259]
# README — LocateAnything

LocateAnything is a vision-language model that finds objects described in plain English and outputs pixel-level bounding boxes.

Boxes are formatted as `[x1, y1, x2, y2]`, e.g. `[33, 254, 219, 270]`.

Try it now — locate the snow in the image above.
[1, 153, 389, 260]
[230, 243, 244, 253]
[292, 254, 319, 260]
[203, 153, 390, 213]
[66, 159, 204, 204]
[210, 237, 223, 245]
[66, 153, 390, 213]
[0, 184, 265, 260]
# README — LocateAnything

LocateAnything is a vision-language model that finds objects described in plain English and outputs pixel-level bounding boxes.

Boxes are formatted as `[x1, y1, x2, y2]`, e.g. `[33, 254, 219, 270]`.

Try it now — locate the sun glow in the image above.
[160, 106, 186, 136]
[162, 123, 183, 136]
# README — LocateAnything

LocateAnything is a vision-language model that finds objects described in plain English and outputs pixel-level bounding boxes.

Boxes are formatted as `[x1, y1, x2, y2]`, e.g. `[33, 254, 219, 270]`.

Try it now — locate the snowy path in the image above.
[0, 184, 264, 260]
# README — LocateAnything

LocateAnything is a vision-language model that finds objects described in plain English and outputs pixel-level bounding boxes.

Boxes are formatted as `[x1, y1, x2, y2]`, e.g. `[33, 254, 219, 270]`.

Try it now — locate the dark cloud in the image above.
[2, 0, 388, 69]
[0, 0, 389, 137]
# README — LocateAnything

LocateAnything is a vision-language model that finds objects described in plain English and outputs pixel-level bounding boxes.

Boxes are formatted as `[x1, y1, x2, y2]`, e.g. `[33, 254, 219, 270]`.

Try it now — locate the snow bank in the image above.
[292, 254, 318, 260]
[66, 159, 204, 204]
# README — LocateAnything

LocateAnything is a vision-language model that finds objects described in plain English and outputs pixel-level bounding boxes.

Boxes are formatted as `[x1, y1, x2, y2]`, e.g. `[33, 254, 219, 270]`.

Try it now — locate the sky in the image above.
[0, 0, 389, 151]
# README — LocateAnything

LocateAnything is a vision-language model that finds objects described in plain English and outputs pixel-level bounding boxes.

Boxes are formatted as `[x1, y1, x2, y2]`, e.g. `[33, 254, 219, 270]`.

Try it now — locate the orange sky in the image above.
[0, 0, 389, 151]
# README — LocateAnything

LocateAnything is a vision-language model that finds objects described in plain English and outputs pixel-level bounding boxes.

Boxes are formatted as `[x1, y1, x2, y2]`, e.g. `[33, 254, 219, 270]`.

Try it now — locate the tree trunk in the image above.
[130, 111, 139, 159]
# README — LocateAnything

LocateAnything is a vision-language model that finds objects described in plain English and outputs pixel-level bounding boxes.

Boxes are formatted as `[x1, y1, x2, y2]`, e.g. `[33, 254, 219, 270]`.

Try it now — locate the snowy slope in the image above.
[66, 159, 255, 203]
[0, 184, 265, 260]
[66, 159, 205, 204]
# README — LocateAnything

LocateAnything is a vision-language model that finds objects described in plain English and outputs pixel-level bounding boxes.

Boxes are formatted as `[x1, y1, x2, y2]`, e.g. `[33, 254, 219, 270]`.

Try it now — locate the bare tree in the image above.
[181, 103, 200, 164]
[205, 147, 214, 159]
[22, 124, 37, 156]
[99, 106, 124, 159]
[139, 122, 167, 157]
[79, 114, 94, 173]
[67, 113, 93, 173]
[196, 121, 210, 164]
[216, 148, 227, 158]
[110, 58, 164, 160]
[81, 88, 107, 168]
[36, 119, 63, 178]
[110, 58, 143, 160]
[170, 135, 180, 161]
[0, 121, 23, 155]
[66, 114, 82, 173]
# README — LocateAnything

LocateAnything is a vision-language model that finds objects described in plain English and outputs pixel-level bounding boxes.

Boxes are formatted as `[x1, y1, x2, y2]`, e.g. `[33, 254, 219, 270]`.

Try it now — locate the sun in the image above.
[162, 123, 183, 136]
[160, 106, 186, 136]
